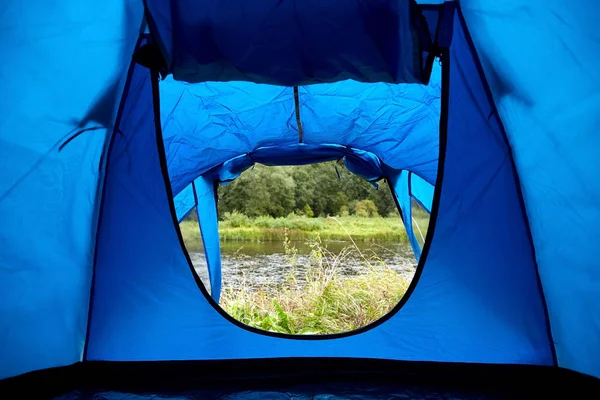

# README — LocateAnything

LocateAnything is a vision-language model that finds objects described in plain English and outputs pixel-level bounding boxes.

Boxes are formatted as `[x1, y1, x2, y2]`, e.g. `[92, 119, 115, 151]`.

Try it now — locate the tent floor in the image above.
[47, 384, 548, 400]
[2, 358, 599, 399]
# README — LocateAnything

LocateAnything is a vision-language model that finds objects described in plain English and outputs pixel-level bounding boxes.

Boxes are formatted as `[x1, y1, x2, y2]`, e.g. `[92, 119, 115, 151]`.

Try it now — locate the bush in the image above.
[301, 204, 314, 218]
[221, 210, 251, 227]
[387, 210, 400, 218]
[287, 217, 325, 231]
[253, 215, 276, 228]
[354, 199, 379, 218]
[338, 205, 350, 217]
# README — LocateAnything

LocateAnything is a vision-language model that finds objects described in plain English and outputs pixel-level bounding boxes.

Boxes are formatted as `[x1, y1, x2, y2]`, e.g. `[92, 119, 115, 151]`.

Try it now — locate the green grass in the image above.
[219, 236, 412, 334]
[180, 212, 425, 334]
[181, 212, 429, 251]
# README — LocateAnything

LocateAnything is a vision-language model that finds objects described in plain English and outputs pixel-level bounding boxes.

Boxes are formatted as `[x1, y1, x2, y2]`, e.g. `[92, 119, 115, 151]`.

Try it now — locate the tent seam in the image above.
[82, 33, 147, 362]
[454, 5, 558, 366]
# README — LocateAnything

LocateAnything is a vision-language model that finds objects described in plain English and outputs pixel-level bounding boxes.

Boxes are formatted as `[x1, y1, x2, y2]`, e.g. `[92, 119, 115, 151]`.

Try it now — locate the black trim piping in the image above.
[293, 86, 303, 143]
[141, 0, 170, 78]
[82, 35, 145, 361]
[151, 69, 216, 307]
[191, 180, 199, 205]
[213, 180, 220, 209]
[149, 5, 451, 341]
[454, 6, 557, 366]
[387, 178, 405, 225]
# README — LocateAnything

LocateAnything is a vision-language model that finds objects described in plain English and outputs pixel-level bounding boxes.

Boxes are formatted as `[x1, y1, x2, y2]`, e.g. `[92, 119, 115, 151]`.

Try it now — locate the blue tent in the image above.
[1, 0, 599, 398]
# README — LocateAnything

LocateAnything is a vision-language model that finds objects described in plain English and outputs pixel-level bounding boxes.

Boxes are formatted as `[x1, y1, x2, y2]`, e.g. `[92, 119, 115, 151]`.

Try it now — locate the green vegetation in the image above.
[179, 162, 429, 334]
[220, 235, 411, 334]
[181, 212, 429, 251]
[216, 162, 399, 218]
[181, 162, 431, 250]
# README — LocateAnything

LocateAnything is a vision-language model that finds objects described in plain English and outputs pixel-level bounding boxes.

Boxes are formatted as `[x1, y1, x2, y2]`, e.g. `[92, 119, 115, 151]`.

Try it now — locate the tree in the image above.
[368, 181, 397, 216]
[216, 161, 399, 218]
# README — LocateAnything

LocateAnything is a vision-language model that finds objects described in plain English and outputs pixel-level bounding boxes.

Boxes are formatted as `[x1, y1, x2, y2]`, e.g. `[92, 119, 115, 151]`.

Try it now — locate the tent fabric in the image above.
[160, 63, 442, 198]
[205, 144, 387, 183]
[419, 5, 553, 367]
[458, 0, 600, 379]
[87, 52, 214, 361]
[84, 6, 554, 368]
[388, 171, 423, 261]
[1, 0, 599, 386]
[174, 183, 196, 221]
[193, 176, 222, 302]
[410, 172, 434, 213]
[0, 0, 144, 381]
[144, 0, 431, 86]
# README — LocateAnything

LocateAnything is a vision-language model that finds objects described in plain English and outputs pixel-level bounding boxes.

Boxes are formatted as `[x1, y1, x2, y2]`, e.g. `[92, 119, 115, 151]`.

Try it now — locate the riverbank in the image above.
[219, 237, 413, 334]
[221, 263, 410, 334]
[180, 213, 429, 252]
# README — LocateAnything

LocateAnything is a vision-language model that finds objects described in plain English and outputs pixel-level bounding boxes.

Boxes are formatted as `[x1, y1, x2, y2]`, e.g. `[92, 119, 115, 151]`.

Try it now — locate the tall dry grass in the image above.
[220, 233, 412, 335]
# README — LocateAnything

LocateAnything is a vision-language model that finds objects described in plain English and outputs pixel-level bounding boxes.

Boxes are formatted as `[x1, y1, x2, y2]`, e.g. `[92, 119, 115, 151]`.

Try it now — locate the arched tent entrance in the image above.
[159, 21, 443, 303]
[173, 143, 435, 302]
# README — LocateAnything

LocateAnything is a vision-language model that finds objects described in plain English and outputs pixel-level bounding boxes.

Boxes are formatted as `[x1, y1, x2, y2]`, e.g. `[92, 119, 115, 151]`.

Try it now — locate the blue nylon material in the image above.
[410, 172, 434, 213]
[86, 10, 552, 366]
[194, 176, 222, 302]
[459, 0, 600, 378]
[174, 184, 196, 221]
[404, 8, 553, 365]
[88, 61, 214, 361]
[389, 171, 422, 260]
[7, 0, 596, 383]
[161, 63, 441, 198]
[0, 0, 142, 380]
[145, 0, 427, 86]
[208, 144, 385, 183]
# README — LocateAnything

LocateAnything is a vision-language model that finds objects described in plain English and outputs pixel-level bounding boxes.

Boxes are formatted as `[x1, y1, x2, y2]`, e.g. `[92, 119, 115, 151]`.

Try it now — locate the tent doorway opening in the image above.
[180, 161, 429, 335]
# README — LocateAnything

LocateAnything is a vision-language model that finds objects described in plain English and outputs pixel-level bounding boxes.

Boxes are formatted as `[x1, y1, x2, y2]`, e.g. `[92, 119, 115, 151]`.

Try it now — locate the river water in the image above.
[190, 240, 417, 294]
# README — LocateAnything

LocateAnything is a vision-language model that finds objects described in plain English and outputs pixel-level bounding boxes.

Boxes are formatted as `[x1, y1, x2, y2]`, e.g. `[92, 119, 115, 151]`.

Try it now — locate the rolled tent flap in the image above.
[144, 0, 431, 85]
[174, 184, 197, 222]
[173, 144, 393, 220]
[410, 172, 434, 213]
[193, 176, 222, 302]
[389, 170, 423, 261]
[172, 176, 222, 301]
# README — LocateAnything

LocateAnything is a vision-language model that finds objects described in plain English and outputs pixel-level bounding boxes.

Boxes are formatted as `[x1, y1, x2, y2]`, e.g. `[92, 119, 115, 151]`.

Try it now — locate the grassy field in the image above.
[180, 211, 429, 252]
[220, 237, 412, 334]
[179, 212, 426, 334]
